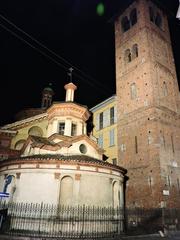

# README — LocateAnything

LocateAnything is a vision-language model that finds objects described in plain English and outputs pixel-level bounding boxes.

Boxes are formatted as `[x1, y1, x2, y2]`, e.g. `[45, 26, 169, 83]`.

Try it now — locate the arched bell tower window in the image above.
[155, 13, 162, 28]
[121, 16, 130, 32]
[149, 7, 163, 29]
[125, 49, 132, 63]
[149, 7, 155, 22]
[132, 44, 138, 59]
[130, 8, 137, 26]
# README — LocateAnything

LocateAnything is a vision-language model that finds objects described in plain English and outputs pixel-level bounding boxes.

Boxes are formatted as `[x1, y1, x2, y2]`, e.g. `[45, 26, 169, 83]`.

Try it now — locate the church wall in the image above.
[13, 171, 59, 204]
[0, 162, 124, 207]
[11, 120, 48, 149]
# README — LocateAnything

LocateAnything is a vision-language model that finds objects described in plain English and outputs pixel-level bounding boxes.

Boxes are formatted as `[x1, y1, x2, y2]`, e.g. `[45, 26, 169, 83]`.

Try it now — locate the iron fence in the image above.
[0, 202, 179, 238]
[125, 207, 180, 235]
[0, 202, 124, 239]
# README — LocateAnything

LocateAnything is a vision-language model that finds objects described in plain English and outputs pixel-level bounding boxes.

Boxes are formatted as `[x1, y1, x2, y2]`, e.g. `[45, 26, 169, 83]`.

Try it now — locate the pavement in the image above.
[121, 231, 180, 240]
[0, 232, 179, 240]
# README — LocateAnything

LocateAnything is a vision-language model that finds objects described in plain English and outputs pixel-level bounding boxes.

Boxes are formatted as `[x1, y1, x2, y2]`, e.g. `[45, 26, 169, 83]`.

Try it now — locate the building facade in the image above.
[115, 0, 180, 208]
[90, 95, 118, 165]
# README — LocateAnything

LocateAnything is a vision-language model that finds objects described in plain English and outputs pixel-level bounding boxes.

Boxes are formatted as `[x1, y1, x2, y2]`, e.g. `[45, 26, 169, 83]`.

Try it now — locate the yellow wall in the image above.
[11, 120, 48, 149]
[91, 96, 118, 165]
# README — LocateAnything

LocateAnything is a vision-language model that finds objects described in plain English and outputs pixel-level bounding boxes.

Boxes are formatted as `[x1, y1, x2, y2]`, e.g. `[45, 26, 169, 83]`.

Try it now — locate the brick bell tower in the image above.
[115, 0, 180, 208]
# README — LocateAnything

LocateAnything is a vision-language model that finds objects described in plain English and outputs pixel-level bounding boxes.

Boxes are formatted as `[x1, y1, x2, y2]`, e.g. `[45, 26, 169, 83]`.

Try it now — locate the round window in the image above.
[79, 144, 87, 154]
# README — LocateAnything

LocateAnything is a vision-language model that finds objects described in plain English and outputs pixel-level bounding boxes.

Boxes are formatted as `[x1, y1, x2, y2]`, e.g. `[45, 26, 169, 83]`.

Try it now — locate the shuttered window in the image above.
[110, 107, 114, 125]
[99, 112, 103, 130]
[109, 129, 115, 146]
[95, 114, 100, 131]
[114, 105, 117, 123]
[103, 109, 110, 128]
[98, 134, 103, 148]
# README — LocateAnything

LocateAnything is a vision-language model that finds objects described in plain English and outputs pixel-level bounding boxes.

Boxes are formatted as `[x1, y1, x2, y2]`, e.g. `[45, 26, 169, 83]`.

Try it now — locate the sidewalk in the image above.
[0, 232, 179, 240]
[121, 231, 180, 240]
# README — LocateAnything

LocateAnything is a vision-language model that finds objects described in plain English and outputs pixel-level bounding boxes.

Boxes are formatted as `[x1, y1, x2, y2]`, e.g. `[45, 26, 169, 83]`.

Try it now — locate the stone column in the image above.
[77, 122, 83, 135]
[84, 123, 87, 135]
[65, 118, 72, 136]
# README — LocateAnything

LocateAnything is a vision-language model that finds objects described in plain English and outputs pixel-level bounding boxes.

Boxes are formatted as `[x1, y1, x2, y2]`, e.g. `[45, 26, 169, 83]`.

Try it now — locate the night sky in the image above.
[0, 0, 180, 126]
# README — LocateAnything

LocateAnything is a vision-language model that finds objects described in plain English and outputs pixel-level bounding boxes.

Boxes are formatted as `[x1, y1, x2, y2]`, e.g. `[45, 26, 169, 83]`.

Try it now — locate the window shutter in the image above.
[109, 129, 115, 146]
[103, 110, 110, 128]
[114, 105, 117, 123]
[95, 114, 100, 131]
[98, 134, 103, 148]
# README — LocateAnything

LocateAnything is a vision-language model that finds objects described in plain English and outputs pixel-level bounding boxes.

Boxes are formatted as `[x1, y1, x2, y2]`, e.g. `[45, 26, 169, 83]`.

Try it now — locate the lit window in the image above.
[71, 123, 77, 136]
[59, 122, 65, 135]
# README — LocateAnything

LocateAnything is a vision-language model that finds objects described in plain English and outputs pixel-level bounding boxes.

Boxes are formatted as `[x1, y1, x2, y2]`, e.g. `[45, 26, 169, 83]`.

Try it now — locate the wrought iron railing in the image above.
[125, 207, 180, 235]
[0, 202, 179, 238]
[0, 202, 124, 239]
